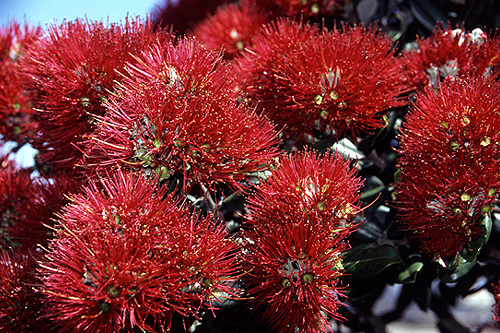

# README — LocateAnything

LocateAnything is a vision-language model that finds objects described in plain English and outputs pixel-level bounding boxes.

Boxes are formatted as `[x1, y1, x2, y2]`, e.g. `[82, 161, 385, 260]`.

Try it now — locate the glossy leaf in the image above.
[409, 0, 449, 32]
[397, 261, 424, 284]
[342, 245, 401, 279]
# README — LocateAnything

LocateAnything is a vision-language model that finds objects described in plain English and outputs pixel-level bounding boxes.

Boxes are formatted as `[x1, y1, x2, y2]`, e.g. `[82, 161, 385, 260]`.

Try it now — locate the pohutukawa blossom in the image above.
[153, 0, 230, 35]
[402, 25, 500, 92]
[243, 218, 349, 333]
[40, 171, 240, 332]
[0, 22, 42, 143]
[0, 158, 37, 250]
[0, 21, 42, 61]
[17, 172, 83, 250]
[246, 149, 363, 231]
[242, 150, 363, 332]
[235, 19, 407, 141]
[0, 59, 37, 142]
[0, 250, 47, 332]
[269, 0, 349, 18]
[85, 38, 280, 192]
[0, 158, 81, 252]
[395, 76, 500, 262]
[20, 18, 172, 170]
[191, 1, 268, 59]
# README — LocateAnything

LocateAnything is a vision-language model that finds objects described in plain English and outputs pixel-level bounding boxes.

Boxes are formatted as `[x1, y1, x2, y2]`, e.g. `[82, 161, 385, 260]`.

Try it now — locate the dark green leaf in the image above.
[392, 246, 425, 284]
[351, 223, 382, 242]
[220, 192, 246, 212]
[409, 0, 449, 31]
[343, 245, 401, 279]
[437, 256, 476, 283]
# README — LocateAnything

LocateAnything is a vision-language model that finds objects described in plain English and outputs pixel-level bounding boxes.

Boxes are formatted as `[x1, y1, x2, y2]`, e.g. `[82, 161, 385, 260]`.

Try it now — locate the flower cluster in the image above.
[85, 38, 280, 192]
[242, 150, 363, 332]
[191, 1, 268, 59]
[39, 171, 239, 332]
[153, 0, 230, 36]
[0, 158, 34, 250]
[0, 157, 81, 252]
[264, 0, 349, 18]
[402, 25, 500, 91]
[0, 250, 47, 332]
[235, 19, 407, 141]
[3, 0, 500, 330]
[0, 21, 42, 143]
[20, 18, 172, 170]
[395, 76, 500, 262]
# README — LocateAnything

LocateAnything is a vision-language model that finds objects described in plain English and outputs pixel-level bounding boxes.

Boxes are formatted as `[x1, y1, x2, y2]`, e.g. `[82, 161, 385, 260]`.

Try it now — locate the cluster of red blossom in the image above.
[1, 0, 500, 331]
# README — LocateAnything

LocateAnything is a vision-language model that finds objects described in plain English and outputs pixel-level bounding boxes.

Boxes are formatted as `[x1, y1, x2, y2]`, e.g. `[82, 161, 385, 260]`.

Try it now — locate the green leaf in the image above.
[352, 221, 383, 242]
[437, 256, 476, 283]
[397, 261, 424, 284]
[393, 246, 425, 284]
[342, 245, 401, 279]
[409, 0, 449, 31]
[220, 192, 246, 212]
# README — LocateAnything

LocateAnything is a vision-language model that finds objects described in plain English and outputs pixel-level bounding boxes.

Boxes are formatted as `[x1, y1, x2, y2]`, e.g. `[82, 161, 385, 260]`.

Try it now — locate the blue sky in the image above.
[0, 0, 161, 26]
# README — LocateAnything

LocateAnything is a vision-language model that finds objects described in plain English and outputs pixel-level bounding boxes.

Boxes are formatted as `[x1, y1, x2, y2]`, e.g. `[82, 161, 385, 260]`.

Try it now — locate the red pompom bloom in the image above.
[0, 22, 42, 143]
[153, 0, 230, 35]
[402, 25, 500, 92]
[85, 38, 280, 192]
[242, 150, 363, 332]
[0, 250, 48, 332]
[246, 149, 363, 231]
[0, 21, 41, 61]
[236, 20, 406, 141]
[18, 172, 82, 250]
[0, 158, 81, 252]
[270, 0, 349, 17]
[191, 1, 268, 59]
[244, 218, 349, 332]
[40, 171, 240, 332]
[395, 76, 500, 262]
[20, 18, 172, 170]
[0, 159, 38, 250]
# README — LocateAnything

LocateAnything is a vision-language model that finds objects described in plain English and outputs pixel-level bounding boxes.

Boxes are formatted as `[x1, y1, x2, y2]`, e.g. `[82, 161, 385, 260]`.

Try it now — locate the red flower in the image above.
[85, 38, 280, 192]
[243, 218, 349, 333]
[246, 149, 363, 231]
[236, 19, 406, 141]
[0, 21, 41, 61]
[270, 0, 349, 17]
[191, 1, 268, 59]
[402, 25, 500, 92]
[40, 171, 240, 332]
[153, 0, 231, 35]
[20, 18, 172, 170]
[0, 158, 37, 250]
[20, 172, 82, 250]
[395, 76, 500, 261]
[0, 21, 42, 143]
[242, 150, 363, 332]
[0, 250, 47, 332]
[0, 158, 81, 252]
